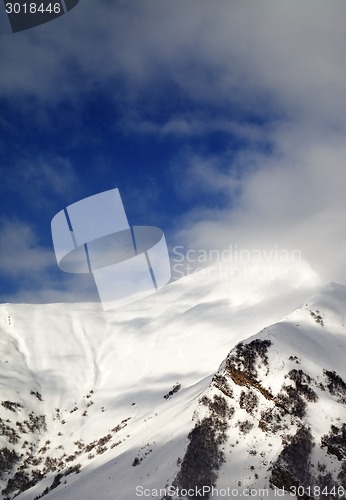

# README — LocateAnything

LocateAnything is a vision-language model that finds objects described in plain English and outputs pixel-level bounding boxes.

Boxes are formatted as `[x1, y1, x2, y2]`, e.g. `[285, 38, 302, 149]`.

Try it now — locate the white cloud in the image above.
[3, 158, 78, 208]
[2, 1, 346, 129]
[0, 218, 97, 303]
[0, 218, 54, 277]
[173, 125, 346, 285]
[2, 0, 346, 298]
[2, 278, 98, 305]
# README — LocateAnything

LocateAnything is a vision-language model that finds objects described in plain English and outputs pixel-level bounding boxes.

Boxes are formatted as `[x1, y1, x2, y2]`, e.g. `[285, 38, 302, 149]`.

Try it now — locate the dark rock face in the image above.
[172, 328, 346, 500]
[0, 448, 19, 478]
[172, 339, 274, 498]
[321, 424, 346, 461]
[174, 416, 226, 499]
[324, 370, 346, 404]
[226, 339, 272, 379]
[270, 427, 314, 497]
[174, 391, 232, 499]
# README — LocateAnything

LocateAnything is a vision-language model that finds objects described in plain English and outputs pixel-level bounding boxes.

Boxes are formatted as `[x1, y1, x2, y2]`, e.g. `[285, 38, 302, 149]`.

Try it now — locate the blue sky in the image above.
[1, 1, 346, 303]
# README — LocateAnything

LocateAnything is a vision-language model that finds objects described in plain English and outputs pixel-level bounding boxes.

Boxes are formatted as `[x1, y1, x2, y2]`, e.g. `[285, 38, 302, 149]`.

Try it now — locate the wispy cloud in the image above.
[123, 115, 266, 142]
[2, 1, 346, 128]
[173, 125, 346, 284]
[2, 0, 346, 302]
[2, 157, 78, 209]
[0, 218, 97, 303]
[0, 218, 53, 278]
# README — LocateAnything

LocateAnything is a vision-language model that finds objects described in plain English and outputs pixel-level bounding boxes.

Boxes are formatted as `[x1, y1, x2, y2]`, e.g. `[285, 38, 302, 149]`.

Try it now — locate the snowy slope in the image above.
[0, 261, 340, 499]
[171, 282, 346, 500]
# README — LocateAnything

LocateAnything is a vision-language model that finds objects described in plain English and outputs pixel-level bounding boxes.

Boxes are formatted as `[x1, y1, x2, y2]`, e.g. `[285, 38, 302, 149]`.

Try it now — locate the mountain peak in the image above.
[0, 280, 346, 499]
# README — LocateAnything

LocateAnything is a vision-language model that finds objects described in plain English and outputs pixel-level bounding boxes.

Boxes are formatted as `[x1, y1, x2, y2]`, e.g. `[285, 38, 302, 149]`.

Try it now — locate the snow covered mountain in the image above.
[172, 282, 346, 500]
[0, 265, 345, 499]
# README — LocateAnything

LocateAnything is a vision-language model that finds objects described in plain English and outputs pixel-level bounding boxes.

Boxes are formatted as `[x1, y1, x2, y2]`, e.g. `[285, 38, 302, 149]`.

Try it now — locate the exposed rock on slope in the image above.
[171, 284, 346, 499]
[1, 282, 346, 499]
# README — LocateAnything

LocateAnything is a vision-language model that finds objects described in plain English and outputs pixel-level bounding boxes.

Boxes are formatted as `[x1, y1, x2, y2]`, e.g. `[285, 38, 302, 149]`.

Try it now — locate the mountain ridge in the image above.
[0, 275, 345, 499]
